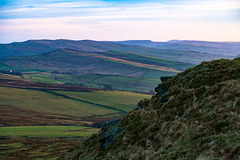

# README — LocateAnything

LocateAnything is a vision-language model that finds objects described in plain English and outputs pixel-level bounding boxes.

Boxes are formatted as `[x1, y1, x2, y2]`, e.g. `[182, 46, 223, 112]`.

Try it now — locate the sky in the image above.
[0, 0, 240, 43]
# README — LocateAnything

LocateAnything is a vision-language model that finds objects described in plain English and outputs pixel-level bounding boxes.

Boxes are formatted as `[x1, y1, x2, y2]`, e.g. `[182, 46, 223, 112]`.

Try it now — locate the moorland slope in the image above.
[62, 57, 240, 160]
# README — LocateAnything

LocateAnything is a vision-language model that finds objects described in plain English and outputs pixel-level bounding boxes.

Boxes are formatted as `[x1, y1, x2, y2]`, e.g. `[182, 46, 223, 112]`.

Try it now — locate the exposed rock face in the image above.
[98, 119, 122, 149]
[62, 58, 240, 160]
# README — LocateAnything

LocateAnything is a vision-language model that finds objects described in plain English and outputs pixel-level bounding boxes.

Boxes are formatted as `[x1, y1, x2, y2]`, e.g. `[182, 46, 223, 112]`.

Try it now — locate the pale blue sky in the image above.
[0, 0, 239, 43]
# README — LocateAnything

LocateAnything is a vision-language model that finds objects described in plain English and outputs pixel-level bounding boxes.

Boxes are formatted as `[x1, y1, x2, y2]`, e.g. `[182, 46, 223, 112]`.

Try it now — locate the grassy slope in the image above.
[23, 73, 161, 92]
[105, 50, 194, 71]
[0, 73, 150, 159]
[0, 83, 151, 119]
[0, 126, 99, 138]
[0, 126, 99, 160]
[0, 86, 117, 118]
[54, 91, 152, 112]
[0, 139, 79, 160]
[23, 73, 61, 84]
[1, 49, 189, 73]
[63, 58, 240, 160]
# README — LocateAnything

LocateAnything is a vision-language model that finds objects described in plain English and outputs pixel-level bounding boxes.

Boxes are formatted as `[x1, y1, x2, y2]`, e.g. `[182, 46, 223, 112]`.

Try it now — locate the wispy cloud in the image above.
[0, 0, 239, 43]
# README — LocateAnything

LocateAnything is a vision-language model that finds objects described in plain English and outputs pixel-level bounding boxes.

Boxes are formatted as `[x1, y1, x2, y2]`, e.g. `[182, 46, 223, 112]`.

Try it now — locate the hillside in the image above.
[0, 39, 232, 64]
[1, 49, 190, 73]
[113, 40, 240, 56]
[0, 73, 152, 126]
[0, 49, 194, 92]
[62, 58, 240, 160]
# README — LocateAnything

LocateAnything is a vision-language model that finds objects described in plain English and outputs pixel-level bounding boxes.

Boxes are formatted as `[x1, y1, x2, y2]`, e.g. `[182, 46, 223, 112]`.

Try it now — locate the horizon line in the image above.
[1, 38, 240, 44]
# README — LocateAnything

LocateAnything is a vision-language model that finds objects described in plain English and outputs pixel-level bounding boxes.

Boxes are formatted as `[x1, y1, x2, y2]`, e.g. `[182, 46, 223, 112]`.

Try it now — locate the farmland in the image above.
[0, 73, 151, 126]
[0, 126, 99, 138]
[0, 126, 99, 160]
[0, 73, 151, 159]
[22, 72, 161, 92]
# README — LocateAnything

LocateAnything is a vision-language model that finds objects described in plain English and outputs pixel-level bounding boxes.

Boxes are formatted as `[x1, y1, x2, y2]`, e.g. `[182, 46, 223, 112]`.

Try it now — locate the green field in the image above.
[0, 73, 152, 159]
[54, 90, 152, 112]
[22, 72, 162, 92]
[0, 86, 151, 118]
[0, 86, 118, 118]
[0, 126, 99, 138]
[23, 73, 61, 84]
[0, 126, 99, 159]
[0, 126, 98, 160]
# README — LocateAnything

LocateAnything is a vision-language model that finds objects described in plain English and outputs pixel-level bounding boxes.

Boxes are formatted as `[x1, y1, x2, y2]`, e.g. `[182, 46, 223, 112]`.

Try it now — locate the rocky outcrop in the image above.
[62, 58, 240, 160]
[98, 119, 122, 148]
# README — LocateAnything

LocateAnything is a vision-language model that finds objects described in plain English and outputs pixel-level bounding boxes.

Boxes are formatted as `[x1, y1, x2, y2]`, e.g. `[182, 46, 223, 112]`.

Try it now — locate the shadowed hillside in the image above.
[62, 58, 240, 160]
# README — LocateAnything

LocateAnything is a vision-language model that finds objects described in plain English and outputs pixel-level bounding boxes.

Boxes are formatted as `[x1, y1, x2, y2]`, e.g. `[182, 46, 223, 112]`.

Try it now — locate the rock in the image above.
[98, 119, 123, 148]
[160, 76, 173, 82]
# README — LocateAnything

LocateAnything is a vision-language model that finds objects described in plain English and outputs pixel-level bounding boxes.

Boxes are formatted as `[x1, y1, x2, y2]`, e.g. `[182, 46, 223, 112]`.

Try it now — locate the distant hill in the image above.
[0, 48, 195, 92]
[62, 57, 240, 160]
[0, 49, 192, 77]
[0, 39, 234, 64]
[113, 40, 240, 56]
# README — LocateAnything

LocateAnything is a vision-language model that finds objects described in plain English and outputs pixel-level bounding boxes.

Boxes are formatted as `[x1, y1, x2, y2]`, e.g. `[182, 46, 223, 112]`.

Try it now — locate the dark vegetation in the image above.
[0, 76, 100, 91]
[62, 58, 240, 160]
[0, 138, 80, 160]
[0, 105, 86, 126]
[0, 69, 22, 77]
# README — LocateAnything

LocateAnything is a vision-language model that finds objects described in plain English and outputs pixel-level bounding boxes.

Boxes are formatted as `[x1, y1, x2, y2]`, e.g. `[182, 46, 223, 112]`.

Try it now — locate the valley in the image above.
[0, 73, 151, 159]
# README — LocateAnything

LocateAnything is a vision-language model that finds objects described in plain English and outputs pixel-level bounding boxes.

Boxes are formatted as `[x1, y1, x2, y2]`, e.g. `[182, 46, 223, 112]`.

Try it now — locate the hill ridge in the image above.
[1, 39, 235, 64]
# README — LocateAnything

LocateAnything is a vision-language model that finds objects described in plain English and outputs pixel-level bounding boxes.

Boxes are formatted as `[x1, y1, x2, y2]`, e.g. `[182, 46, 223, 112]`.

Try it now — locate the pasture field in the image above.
[0, 86, 118, 118]
[0, 73, 24, 80]
[0, 126, 99, 138]
[0, 126, 99, 159]
[54, 90, 152, 112]
[22, 72, 161, 92]
[23, 73, 61, 84]
[0, 84, 151, 120]
[0, 73, 152, 159]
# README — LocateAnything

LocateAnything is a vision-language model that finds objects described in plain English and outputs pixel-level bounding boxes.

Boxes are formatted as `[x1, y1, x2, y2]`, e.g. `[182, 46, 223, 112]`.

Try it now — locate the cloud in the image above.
[1, 0, 239, 21]
[0, 0, 239, 43]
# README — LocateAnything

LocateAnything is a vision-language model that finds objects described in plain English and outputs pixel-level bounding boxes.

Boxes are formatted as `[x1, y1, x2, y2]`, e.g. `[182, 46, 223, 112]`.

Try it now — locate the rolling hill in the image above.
[113, 40, 240, 56]
[1, 48, 192, 72]
[0, 39, 234, 64]
[0, 48, 194, 92]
